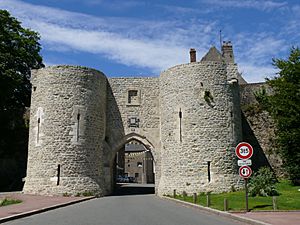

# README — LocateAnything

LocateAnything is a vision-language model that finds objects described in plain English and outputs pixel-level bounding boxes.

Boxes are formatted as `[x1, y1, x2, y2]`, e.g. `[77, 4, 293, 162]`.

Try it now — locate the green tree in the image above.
[0, 10, 44, 190]
[257, 47, 300, 185]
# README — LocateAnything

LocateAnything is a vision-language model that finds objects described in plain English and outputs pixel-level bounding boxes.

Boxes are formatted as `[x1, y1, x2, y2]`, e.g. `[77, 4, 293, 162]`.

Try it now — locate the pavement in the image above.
[0, 192, 94, 223]
[233, 211, 300, 225]
[0, 187, 299, 225]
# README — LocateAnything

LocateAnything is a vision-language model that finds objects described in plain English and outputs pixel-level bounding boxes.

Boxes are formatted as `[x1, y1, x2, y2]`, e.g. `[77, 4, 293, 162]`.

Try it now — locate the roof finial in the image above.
[219, 29, 222, 51]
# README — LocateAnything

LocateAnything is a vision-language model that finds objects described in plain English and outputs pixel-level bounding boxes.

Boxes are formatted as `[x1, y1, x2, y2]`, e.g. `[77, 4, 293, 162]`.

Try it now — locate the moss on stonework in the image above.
[204, 90, 214, 103]
[242, 103, 263, 116]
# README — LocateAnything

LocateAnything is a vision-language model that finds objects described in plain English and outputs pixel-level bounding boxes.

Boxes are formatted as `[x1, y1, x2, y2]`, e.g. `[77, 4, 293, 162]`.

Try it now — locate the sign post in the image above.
[245, 178, 248, 212]
[236, 142, 253, 212]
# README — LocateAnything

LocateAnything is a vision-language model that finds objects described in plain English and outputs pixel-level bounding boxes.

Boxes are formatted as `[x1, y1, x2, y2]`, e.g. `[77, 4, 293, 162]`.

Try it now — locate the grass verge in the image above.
[170, 180, 300, 211]
[0, 198, 22, 207]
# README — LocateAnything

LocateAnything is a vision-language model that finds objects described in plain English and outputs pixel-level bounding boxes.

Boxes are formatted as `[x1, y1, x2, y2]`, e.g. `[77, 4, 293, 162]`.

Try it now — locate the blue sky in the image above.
[1, 0, 299, 82]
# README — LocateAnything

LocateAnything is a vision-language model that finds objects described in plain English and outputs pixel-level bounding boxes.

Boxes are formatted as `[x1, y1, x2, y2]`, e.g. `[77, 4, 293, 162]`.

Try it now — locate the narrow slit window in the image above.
[57, 164, 61, 186]
[37, 117, 40, 144]
[77, 112, 80, 142]
[179, 108, 182, 142]
[207, 161, 211, 182]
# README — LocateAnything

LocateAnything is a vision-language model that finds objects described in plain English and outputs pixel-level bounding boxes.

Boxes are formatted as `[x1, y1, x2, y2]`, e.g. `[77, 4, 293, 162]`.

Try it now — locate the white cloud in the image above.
[199, 0, 287, 11]
[0, 0, 295, 83]
[235, 33, 287, 63]
[239, 63, 277, 83]
[0, 0, 216, 72]
[30, 21, 188, 71]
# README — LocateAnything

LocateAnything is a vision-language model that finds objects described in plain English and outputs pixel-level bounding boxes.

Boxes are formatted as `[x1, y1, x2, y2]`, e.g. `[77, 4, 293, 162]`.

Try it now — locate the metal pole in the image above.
[245, 178, 249, 212]
[219, 30, 222, 51]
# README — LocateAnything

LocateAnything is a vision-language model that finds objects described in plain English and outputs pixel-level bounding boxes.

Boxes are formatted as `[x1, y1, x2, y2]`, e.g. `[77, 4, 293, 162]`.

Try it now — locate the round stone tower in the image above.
[23, 65, 107, 196]
[158, 47, 242, 195]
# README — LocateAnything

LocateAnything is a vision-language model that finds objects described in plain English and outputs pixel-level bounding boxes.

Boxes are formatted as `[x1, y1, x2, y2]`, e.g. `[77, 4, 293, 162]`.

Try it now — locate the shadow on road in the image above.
[112, 183, 155, 196]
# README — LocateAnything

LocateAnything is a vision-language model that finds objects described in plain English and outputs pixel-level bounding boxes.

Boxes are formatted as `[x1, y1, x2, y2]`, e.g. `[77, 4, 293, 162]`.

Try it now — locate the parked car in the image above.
[128, 176, 136, 183]
[117, 175, 129, 183]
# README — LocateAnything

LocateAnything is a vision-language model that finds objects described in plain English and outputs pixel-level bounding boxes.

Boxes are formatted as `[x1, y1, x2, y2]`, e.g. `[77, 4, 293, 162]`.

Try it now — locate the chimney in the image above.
[221, 41, 234, 63]
[190, 48, 196, 63]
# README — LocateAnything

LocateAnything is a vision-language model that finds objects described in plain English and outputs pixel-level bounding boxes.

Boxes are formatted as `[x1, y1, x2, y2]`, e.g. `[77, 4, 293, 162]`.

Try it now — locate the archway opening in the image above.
[112, 138, 155, 196]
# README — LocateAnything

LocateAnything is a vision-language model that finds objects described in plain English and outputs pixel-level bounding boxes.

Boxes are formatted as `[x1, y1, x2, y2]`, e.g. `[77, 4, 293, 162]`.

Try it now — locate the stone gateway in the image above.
[23, 43, 264, 196]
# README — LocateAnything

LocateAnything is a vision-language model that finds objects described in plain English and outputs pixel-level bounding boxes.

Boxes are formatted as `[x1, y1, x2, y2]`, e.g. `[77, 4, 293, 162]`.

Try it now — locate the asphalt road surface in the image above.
[4, 184, 245, 225]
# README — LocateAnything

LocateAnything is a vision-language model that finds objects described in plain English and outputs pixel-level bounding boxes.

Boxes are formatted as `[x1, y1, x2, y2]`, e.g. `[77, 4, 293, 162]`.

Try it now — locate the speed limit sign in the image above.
[239, 165, 252, 178]
[235, 142, 253, 160]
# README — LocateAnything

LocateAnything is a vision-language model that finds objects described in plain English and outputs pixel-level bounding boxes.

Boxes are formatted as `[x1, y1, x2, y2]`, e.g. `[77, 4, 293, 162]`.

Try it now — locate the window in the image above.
[127, 116, 140, 128]
[135, 173, 139, 177]
[127, 89, 140, 106]
[137, 162, 143, 168]
[128, 90, 138, 103]
[207, 161, 211, 182]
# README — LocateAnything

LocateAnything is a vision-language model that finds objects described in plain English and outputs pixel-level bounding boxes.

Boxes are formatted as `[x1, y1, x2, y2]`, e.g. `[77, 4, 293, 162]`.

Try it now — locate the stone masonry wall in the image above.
[158, 61, 242, 196]
[23, 66, 107, 196]
[104, 77, 161, 192]
[24, 48, 279, 197]
[240, 83, 283, 176]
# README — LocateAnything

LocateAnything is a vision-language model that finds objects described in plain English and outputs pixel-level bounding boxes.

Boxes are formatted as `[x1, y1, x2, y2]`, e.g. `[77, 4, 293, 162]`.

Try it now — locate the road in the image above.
[3, 184, 245, 225]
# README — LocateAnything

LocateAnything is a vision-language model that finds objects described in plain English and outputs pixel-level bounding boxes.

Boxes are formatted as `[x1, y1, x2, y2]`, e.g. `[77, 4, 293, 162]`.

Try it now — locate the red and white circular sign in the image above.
[235, 142, 253, 160]
[239, 165, 252, 178]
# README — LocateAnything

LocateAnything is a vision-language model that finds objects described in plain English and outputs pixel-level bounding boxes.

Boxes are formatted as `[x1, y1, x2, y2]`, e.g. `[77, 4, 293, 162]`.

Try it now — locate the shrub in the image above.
[81, 191, 95, 197]
[0, 198, 21, 206]
[248, 167, 279, 197]
[63, 193, 71, 197]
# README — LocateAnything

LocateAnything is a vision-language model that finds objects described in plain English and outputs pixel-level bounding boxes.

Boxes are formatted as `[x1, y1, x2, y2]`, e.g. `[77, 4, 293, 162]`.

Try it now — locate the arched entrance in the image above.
[109, 133, 157, 194]
[123, 140, 154, 184]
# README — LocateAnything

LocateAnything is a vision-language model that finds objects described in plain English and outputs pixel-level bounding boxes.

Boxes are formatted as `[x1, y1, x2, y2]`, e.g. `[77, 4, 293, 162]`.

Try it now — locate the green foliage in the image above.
[63, 193, 71, 197]
[0, 10, 44, 191]
[255, 47, 300, 185]
[254, 86, 269, 111]
[248, 167, 279, 197]
[75, 191, 95, 197]
[242, 103, 262, 117]
[0, 198, 22, 207]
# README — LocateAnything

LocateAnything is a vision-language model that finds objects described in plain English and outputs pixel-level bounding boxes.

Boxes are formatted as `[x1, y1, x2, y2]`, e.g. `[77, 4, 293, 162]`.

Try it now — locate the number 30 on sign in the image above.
[239, 165, 252, 178]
